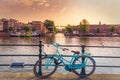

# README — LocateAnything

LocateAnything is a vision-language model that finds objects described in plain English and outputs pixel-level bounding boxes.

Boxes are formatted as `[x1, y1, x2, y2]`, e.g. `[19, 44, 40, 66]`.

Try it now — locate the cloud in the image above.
[61, 7, 67, 12]
[41, 0, 47, 3]
[20, 0, 33, 6]
[1, 0, 48, 7]
[44, 3, 50, 7]
[38, 2, 44, 6]
[0, 0, 33, 6]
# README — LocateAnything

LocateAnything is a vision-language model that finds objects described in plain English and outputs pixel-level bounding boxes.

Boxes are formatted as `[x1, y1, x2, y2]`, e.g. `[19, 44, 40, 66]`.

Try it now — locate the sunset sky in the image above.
[0, 0, 120, 25]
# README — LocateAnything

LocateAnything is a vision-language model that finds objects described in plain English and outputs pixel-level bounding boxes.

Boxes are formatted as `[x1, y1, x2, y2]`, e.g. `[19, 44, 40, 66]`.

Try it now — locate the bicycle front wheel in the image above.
[73, 55, 96, 78]
[33, 57, 58, 79]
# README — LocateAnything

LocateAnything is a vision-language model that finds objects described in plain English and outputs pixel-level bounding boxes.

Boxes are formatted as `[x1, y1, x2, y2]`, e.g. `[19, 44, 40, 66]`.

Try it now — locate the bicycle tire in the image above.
[73, 55, 96, 78]
[33, 57, 58, 79]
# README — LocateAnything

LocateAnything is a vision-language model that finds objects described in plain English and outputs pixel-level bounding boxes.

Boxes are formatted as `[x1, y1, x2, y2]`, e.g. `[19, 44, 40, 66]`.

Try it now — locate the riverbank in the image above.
[0, 32, 120, 37]
[0, 32, 10, 37]
[0, 72, 120, 80]
[0, 32, 52, 37]
[64, 33, 120, 37]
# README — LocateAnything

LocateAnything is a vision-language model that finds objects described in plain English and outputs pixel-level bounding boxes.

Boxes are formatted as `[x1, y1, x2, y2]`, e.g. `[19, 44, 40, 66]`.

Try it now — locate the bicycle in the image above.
[33, 43, 96, 79]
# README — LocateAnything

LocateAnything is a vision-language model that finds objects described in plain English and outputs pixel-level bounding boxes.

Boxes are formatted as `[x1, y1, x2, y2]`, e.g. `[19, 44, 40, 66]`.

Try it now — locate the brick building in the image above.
[28, 21, 48, 33]
[72, 22, 120, 36]
[0, 21, 3, 31]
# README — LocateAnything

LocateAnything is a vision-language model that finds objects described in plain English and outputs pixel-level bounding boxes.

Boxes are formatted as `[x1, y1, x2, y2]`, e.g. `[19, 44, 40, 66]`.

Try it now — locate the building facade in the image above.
[0, 21, 3, 31]
[28, 21, 48, 33]
[72, 22, 120, 36]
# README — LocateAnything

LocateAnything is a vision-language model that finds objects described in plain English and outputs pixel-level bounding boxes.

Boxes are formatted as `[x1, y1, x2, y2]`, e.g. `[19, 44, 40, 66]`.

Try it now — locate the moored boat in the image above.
[10, 32, 39, 37]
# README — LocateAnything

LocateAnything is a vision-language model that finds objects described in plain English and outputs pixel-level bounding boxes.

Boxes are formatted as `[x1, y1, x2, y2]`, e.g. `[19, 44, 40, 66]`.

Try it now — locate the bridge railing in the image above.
[0, 41, 120, 74]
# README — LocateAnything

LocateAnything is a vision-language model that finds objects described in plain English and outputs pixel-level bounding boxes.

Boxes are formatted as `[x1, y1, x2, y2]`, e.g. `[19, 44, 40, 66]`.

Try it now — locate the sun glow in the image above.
[0, 0, 120, 25]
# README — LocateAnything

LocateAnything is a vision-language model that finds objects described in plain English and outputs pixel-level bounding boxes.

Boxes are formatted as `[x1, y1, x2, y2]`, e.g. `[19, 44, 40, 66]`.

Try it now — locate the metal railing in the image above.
[0, 41, 120, 74]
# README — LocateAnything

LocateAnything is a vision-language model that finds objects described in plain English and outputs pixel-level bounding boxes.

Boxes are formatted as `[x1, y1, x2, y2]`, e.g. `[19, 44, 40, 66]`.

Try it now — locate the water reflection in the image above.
[0, 33, 120, 55]
[40, 35, 55, 44]
[0, 33, 120, 46]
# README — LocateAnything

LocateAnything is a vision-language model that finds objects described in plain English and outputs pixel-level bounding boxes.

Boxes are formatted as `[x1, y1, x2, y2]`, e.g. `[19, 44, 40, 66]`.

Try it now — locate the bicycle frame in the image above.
[44, 56, 55, 68]
[56, 49, 92, 69]
[43, 43, 95, 70]
[43, 49, 92, 70]
[55, 49, 77, 65]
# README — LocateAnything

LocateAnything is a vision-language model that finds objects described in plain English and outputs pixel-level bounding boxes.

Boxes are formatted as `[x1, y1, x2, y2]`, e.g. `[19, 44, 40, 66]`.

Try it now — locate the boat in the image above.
[10, 33, 19, 37]
[10, 32, 40, 37]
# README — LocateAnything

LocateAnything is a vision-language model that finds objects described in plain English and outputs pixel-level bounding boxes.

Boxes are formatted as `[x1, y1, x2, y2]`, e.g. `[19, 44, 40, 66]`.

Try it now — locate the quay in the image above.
[0, 72, 120, 80]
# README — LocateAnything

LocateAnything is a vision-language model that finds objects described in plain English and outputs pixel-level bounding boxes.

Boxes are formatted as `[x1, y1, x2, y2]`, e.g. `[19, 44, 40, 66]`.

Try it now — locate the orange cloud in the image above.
[7, 0, 48, 7]
[44, 3, 50, 7]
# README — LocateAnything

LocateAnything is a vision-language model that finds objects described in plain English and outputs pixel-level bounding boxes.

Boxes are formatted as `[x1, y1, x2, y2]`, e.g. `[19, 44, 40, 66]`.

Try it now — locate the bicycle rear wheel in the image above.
[33, 57, 58, 79]
[73, 55, 96, 78]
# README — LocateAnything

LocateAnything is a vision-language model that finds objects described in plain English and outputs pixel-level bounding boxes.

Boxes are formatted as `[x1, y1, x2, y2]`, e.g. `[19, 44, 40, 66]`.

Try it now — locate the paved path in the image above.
[0, 72, 120, 80]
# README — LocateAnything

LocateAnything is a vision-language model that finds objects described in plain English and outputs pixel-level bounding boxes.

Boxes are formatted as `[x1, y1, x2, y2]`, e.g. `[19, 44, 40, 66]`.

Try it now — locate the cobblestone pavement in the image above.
[0, 72, 120, 80]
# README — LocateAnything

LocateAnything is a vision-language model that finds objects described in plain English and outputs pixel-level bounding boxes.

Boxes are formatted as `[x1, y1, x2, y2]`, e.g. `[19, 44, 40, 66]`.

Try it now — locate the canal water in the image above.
[0, 33, 120, 74]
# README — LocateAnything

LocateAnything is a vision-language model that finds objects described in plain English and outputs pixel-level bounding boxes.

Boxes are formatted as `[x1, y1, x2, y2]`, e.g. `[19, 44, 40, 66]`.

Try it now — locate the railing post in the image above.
[38, 41, 42, 76]
[81, 45, 86, 77]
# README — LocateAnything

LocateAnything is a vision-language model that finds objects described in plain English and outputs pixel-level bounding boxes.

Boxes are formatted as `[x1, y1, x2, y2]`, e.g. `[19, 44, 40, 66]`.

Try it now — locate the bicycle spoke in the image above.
[33, 57, 58, 79]
[73, 55, 96, 77]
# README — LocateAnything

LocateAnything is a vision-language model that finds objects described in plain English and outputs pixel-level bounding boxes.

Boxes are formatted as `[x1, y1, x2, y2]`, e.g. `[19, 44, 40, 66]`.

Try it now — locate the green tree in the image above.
[65, 24, 73, 33]
[79, 22, 86, 33]
[62, 28, 65, 32]
[8, 26, 14, 31]
[96, 28, 100, 33]
[110, 26, 115, 32]
[24, 26, 30, 32]
[54, 26, 58, 32]
[44, 20, 55, 31]
[79, 19, 90, 33]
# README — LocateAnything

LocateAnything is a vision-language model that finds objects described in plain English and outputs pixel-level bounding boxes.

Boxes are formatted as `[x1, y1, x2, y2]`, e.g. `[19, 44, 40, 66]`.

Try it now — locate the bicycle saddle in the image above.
[71, 50, 80, 54]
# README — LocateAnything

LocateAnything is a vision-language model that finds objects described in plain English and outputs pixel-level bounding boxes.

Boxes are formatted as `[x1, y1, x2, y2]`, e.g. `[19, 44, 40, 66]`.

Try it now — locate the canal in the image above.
[0, 33, 120, 74]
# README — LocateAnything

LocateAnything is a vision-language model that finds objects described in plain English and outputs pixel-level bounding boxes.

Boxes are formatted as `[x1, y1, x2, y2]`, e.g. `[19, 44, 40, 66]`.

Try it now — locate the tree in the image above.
[79, 22, 86, 33]
[79, 19, 90, 33]
[96, 28, 100, 33]
[62, 28, 65, 32]
[8, 26, 14, 32]
[44, 20, 55, 31]
[65, 24, 73, 33]
[110, 26, 115, 32]
[24, 26, 30, 32]
[54, 26, 58, 32]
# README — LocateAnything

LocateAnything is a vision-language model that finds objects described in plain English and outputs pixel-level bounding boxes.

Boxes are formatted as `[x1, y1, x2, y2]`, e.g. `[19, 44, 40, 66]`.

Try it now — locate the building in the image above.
[72, 26, 79, 35]
[31, 21, 42, 30]
[1, 18, 9, 31]
[116, 25, 120, 34]
[9, 19, 18, 30]
[1, 18, 18, 32]
[28, 21, 48, 33]
[16, 22, 25, 31]
[72, 22, 120, 36]
[90, 24, 119, 34]
[0, 21, 3, 31]
[0, 18, 25, 32]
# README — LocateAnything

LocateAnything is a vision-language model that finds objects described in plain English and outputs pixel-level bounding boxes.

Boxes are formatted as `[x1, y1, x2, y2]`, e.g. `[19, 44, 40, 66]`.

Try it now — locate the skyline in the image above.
[0, 0, 120, 26]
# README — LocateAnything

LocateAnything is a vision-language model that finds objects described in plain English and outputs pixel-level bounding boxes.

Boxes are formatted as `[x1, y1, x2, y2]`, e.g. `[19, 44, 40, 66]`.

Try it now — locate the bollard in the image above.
[38, 41, 42, 76]
[81, 45, 86, 78]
